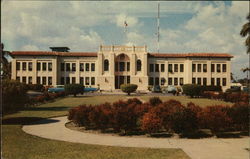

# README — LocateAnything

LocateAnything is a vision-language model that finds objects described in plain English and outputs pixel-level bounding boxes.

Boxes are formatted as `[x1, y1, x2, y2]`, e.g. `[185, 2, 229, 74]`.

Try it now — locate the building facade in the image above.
[10, 45, 233, 91]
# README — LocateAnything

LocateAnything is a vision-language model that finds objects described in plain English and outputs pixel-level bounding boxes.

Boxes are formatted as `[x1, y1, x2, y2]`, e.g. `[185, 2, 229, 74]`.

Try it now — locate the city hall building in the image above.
[10, 45, 233, 91]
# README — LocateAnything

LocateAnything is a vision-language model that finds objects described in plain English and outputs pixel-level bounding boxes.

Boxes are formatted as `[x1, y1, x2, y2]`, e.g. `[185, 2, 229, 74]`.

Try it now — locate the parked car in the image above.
[152, 85, 162, 93]
[48, 85, 99, 93]
[166, 85, 177, 93]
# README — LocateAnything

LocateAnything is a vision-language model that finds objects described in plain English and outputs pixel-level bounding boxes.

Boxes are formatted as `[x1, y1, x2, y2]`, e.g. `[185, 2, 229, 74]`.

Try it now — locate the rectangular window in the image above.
[86, 77, 90, 85]
[168, 64, 173, 72]
[161, 77, 165, 85]
[91, 63, 95, 72]
[211, 64, 215, 72]
[198, 64, 201, 72]
[211, 78, 215, 86]
[127, 76, 130, 84]
[37, 62, 41, 71]
[217, 78, 221, 86]
[80, 77, 84, 85]
[217, 64, 221, 73]
[174, 64, 178, 72]
[203, 78, 207, 86]
[149, 64, 154, 72]
[72, 63, 76, 72]
[192, 64, 196, 72]
[222, 64, 227, 72]
[168, 78, 172, 85]
[28, 62, 32, 71]
[16, 76, 20, 82]
[42, 62, 46, 71]
[155, 64, 159, 72]
[127, 62, 130, 71]
[66, 77, 70, 84]
[180, 64, 184, 72]
[66, 63, 70, 71]
[37, 77, 41, 84]
[80, 63, 84, 71]
[61, 77, 65, 85]
[48, 77, 52, 85]
[161, 64, 165, 72]
[28, 76, 32, 84]
[180, 78, 184, 85]
[149, 77, 154, 85]
[48, 62, 52, 71]
[119, 62, 125, 72]
[61, 63, 65, 71]
[197, 78, 201, 85]
[155, 77, 159, 85]
[203, 64, 207, 72]
[72, 77, 76, 84]
[174, 78, 178, 86]
[192, 78, 196, 84]
[115, 62, 118, 72]
[223, 78, 226, 86]
[22, 76, 26, 83]
[91, 77, 95, 85]
[22, 62, 26, 71]
[17, 62, 20, 70]
[42, 77, 46, 85]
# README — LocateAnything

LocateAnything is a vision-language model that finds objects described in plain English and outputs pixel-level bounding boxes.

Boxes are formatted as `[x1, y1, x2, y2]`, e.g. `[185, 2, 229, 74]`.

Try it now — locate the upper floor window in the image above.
[203, 64, 207, 72]
[222, 64, 227, 72]
[91, 63, 95, 72]
[217, 64, 221, 73]
[168, 64, 173, 72]
[66, 63, 70, 71]
[42, 62, 46, 71]
[80, 63, 84, 71]
[22, 62, 26, 71]
[161, 64, 165, 72]
[104, 60, 109, 71]
[72, 63, 76, 72]
[119, 62, 125, 72]
[48, 62, 52, 71]
[28, 62, 32, 71]
[149, 64, 154, 72]
[174, 64, 178, 72]
[17, 62, 20, 70]
[197, 64, 201, 72]
[85, 63, 89, 71]
[61, 63, 65, 71]
[180, 64, 184, 72]
[137, 60, 141, 71]
[192, 64, 196, 72]
[211, 64, 215, 72]
[155, 64, 159, 72]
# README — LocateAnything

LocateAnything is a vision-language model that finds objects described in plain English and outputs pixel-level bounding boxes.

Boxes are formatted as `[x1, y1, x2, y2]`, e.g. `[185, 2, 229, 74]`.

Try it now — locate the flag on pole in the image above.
[124, 21, 128, 33]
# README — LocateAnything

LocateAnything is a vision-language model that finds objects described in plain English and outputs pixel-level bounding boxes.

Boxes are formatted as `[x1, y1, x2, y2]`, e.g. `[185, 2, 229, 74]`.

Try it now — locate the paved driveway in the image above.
[23, 116, 249, 159]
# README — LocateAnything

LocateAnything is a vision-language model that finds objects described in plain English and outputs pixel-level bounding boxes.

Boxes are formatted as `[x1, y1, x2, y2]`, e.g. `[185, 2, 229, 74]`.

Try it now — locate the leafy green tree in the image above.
[240, 13, 250, 54]
[64, 84, 84, 97]
[120, 84, 138, 96]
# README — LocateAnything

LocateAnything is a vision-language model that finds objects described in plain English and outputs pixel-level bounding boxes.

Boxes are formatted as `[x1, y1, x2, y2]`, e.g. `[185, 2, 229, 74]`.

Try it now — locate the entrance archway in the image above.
[115, 53, 130, 89]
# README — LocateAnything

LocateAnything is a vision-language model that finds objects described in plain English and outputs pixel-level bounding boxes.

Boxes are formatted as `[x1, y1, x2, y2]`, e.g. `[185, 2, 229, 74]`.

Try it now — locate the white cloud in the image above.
[21, 45, 39, 51]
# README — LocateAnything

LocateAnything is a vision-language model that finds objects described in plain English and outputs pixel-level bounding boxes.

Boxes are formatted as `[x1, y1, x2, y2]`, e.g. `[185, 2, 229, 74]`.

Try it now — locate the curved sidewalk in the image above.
[22, 116, 249, 159]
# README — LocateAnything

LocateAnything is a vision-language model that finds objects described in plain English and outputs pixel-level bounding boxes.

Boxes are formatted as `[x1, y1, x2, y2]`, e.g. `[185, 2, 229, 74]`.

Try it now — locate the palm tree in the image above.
[240, 13, 250, 54]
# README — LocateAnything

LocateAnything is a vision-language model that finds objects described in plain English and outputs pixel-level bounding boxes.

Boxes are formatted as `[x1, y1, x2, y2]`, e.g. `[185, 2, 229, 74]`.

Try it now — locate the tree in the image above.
[64, 84, 84, 97]
[240, 13, 250, 54]
[120, 84, 138, 95]
[0, 43, 11, 80]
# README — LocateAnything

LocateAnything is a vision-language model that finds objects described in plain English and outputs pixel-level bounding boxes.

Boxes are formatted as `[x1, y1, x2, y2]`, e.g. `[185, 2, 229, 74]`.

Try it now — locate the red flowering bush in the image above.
[72, 105, 93, 126]
[141, 111, 163, 134]
[148, 97, 162, 106]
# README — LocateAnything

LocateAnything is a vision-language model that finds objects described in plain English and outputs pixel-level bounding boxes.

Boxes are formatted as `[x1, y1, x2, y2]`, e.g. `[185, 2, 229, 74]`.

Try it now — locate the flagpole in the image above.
[157, 1, 160, 54]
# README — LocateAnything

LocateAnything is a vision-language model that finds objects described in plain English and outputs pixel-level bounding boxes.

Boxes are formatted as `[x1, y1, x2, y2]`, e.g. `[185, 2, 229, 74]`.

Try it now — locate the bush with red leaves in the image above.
[141, 111, 163, 134]
[148, 97, 162, 106]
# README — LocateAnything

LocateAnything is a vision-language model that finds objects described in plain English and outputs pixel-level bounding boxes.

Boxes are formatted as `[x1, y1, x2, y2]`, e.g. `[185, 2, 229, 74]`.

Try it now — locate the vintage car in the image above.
[48, 85, 98, 93]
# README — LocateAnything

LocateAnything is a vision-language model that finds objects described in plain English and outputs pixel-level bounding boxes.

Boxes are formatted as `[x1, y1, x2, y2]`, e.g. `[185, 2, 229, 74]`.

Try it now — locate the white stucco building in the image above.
[10, 45, 233, 91]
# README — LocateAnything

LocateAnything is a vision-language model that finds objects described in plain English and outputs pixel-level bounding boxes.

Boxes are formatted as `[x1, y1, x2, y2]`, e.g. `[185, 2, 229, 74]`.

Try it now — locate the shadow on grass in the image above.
[2, 117, 59, 125]
[25, 106, 69, 111]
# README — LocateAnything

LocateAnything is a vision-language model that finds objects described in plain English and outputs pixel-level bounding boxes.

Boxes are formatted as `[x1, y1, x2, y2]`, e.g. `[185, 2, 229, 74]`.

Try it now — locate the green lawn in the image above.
[2, 95, 191, 159]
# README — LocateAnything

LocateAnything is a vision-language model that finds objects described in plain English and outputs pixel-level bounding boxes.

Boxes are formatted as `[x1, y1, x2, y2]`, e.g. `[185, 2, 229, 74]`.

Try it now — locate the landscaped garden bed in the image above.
[67, 97, 249, 139]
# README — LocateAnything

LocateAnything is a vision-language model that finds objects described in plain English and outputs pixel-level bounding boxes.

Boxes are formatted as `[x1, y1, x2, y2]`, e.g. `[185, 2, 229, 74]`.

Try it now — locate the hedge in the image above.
[121, 84, 138, 95]
[65, 84, 84, 97]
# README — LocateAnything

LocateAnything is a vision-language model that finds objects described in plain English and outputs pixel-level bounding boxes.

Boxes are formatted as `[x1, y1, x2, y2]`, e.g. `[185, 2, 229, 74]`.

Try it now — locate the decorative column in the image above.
[207, 60, 212, 85]
[32, 59, 37, 84]
[11, 59, 16, 80]
[52, 57, 57, 86]
[76, 59, 80, 84]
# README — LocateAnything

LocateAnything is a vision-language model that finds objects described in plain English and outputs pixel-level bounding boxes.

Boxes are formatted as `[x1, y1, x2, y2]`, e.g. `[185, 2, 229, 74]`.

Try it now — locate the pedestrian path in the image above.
[22, 116, 249, 159]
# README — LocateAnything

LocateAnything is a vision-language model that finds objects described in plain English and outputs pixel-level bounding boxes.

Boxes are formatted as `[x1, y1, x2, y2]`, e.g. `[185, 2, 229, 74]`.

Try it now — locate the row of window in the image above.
[149, 77, 184, 86]
[103, 59, 142, 72]
[149, 64, 184, 73]
[16, 76, 52, 85]
[192, 77, 227, 86]
[61, 62, 95, 72]
[60, 77, 95, 85]
[16, 62, 53, 71]
[192, 63, 227, 73]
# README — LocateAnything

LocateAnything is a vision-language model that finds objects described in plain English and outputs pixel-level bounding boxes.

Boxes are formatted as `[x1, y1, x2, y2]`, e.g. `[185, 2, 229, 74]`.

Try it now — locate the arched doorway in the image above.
[115, 53, 130, 89]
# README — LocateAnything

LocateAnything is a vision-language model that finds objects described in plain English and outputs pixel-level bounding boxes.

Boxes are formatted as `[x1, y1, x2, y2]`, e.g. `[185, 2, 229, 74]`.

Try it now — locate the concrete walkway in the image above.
[22, 116, 249, 159]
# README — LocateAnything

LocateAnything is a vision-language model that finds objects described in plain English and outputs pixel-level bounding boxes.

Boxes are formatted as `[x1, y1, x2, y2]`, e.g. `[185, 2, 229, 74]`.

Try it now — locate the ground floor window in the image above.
[197, 78, 201, 85]
[180, 78, 183, 85]
[155, 77, 159, 85]
[91, 77, 95, 85]
[174, 78, 178, 86]
[16, 76, 20, 82]
[28, 76, 32, 84]
[37, 77, 41, 84]
[86, 77, 90, 85]
[149, 77, 154, 85]
[72, 77, 76, 84]
[203, 78, 207, 86]
[161, 78, 165, 85]
[61, 77, 65, 85]
[192, 78, 196, 84]
[168, 78, 172, 85]
[217, 78, 221, 86]
[66, 77, 70, 84]
[42, 77, 46, 85]
[211, 78, 215, 85]
[48, 77, 52, 85]
[80, 77, 84, 85]
[222, 78, 226, 86]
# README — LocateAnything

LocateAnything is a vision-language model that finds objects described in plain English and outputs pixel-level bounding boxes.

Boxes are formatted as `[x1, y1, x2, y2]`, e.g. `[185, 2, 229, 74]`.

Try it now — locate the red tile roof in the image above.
[10, 51, 98, 57]
[149, 53, 233, 58]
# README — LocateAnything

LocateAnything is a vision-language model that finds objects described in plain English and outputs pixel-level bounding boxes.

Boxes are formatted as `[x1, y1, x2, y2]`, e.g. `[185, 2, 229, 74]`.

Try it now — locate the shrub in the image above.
[65, 84, 84, 97]
[182, 84, 204, 98]
[204, 85, 222, 92]
[127, 98, 142, 105]
[2, 79, 29, 113]
[148, 97, 162, 106]
[141, 111, 163, 134]
[71, 105, 92, 126]
[27, 84, 44, 91]
[120, 84, 138, 95]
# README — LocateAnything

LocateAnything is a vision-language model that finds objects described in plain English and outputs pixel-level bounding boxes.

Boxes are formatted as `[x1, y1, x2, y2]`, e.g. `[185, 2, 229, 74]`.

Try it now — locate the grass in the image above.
[2, 95, 191, 159]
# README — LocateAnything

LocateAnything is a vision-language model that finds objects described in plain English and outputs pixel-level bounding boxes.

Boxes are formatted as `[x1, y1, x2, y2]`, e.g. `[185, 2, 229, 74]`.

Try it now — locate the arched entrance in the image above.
[115, 53, 130, 89]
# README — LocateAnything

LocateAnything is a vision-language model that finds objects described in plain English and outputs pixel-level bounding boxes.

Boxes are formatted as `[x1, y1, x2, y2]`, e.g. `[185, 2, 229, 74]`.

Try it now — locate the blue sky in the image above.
[1, 1, 249, 79]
